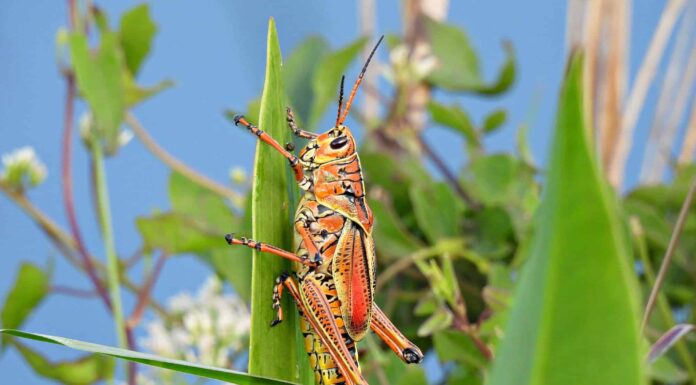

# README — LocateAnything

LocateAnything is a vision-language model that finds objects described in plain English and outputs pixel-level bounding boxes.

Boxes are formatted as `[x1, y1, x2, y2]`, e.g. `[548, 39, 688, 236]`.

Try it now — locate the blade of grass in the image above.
[0, 329, 296, 385]
[247, 18, 310, 383]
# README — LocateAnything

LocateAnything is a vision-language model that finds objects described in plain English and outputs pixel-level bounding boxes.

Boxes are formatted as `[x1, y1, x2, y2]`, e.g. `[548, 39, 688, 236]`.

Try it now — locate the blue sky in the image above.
[0, 1, 672, 383]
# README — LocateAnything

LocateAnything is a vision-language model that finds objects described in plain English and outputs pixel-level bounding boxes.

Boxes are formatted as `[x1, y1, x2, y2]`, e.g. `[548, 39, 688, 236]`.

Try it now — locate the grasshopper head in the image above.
[299, 126, 356, 166]
[298, 36, 382, 169]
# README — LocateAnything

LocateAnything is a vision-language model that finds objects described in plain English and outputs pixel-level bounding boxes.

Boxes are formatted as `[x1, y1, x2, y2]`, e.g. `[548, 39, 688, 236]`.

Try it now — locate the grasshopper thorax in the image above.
[299, 125, 357, 169]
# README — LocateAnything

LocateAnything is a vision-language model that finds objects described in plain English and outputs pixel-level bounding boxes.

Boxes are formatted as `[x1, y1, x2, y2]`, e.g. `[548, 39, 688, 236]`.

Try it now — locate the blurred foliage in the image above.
[2, 2, 695, 385]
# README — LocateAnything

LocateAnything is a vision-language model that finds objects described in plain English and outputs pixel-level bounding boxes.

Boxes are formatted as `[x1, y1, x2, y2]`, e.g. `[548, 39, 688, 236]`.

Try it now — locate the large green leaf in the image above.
[425, 18, 515, 94]
[308, 37, 368, 128]
[409, 182, 464, 243]
[248, 18, 311, 384]
[69, 31, 124, 154]
[487, 53, 644, 385]
[1, 263, 49, 348]
[0, 330, 294, 385]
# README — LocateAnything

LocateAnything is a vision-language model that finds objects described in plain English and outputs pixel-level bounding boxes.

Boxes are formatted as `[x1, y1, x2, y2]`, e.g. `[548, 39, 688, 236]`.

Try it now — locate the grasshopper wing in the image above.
[332, 219, 376, 341]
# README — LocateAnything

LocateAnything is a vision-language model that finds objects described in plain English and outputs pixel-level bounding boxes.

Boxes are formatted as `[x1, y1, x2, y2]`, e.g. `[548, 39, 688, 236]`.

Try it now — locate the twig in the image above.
[642, 173, 696, 332]
[51, 285, 99, 298]
[631, 218, 696, 381]
[609, 0, 686, 188]
[124, 113, 244, 206]
[127, 253, 168, 328]
[0, 183, 170, 319]
[678, 100, 696, 162]
[417, 135, 480, 209]
[641, 6, 696, 183]
[598, 0, 628, 170]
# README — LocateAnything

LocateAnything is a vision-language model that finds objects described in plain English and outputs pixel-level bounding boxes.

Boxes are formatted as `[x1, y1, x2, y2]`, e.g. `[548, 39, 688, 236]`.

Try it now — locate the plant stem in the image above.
[0, 183, 170, 319]
[61, 72, 112, 310]
[642, 172, 696, 332]
[91, 143, 127, 350]
[632, 218, 696, 382]
[124, 112, 244, 207]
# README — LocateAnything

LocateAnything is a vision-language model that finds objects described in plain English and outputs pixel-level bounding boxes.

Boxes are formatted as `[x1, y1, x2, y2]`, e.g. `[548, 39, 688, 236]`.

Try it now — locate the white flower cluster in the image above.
[140, 276, 250, 369]
[0, 146, 47, 191]
[384, 43, 438, 84]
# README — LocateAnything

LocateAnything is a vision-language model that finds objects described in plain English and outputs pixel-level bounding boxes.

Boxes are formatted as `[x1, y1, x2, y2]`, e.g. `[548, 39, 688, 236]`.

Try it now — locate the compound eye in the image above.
[330, 136, 349, 150]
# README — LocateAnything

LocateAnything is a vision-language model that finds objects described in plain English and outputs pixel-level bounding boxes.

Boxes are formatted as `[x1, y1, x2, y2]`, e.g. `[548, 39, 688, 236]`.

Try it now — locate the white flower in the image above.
[139, 274, 250, 373]
[229, 167, 247, 185]
[0, 146, 47, 190]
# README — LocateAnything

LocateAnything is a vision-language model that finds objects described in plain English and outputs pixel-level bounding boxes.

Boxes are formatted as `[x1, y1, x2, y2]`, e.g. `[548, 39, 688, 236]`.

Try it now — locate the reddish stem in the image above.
[51, 285, 99, 298]
[127, 253, 168, 328]
[61, 74, 112, 310]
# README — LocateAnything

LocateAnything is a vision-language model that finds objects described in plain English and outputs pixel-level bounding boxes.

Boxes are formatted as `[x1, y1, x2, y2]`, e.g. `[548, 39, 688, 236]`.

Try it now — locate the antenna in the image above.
[337, 35, 384, 125]
[335, 75, 345, 127]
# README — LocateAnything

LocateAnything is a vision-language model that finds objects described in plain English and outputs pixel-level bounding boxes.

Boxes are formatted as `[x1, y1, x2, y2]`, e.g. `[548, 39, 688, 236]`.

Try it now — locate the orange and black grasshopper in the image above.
[226, 36, 423, 385]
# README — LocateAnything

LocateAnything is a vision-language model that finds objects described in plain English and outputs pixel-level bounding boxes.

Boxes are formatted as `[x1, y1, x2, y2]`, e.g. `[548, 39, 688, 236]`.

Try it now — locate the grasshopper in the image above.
[226, 36, 423, 385]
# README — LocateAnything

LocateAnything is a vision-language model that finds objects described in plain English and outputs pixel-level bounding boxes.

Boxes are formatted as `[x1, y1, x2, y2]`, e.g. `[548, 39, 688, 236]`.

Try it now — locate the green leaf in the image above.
[13, 341, 113, 385]
[488, 53, 644, 385]
[284, 36, 330, 124]
[482, 109, 507, 134]
[409, 182, 463, 242]
[248, 18, 310, 383]
[1, 263, 49, 348]
[434, 330, 488, 369]
[416, 307, 452, 337]
[425, 18, 515, 94]
[308, 37, 368, 127]
[69, 31, 125, 154]
[428, 101, 479, 148]
[137, 212, 220, 255]
[167, 172, 252, 301]
[369, 198, 423, 258]
[0, 330, 295, 385]
[466, 154, 518, 206]
[124, 75, 173, 107]
[169, 172, 234, 229]
[119, 3, 157, 76]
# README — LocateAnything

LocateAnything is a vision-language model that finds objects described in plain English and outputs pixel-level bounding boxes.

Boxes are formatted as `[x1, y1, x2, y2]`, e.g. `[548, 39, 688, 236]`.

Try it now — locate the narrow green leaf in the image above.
[427, 101, 478, 147]
[0, 330, 295, 385]
[284, 36, 330, 124]
[248, 18, 309, 383]
[308, 37, 368, 127]
[1, 263, 49, 348]
[482, 109, 507, 134]
[69, 31, 125, 153]
[13, 341, 113, 385]
[124, 75, 173, 107]
[119, 3, 157, 76]
[416, 307, 452, 337]
[488, 53, 644, 385]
